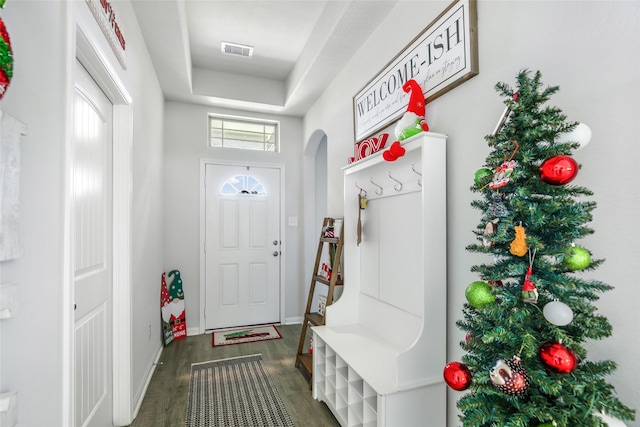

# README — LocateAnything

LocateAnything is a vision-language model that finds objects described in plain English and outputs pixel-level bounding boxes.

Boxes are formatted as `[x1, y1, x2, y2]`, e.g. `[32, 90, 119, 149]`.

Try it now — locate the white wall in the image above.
[163, 102, 305, 329]
[0, 2, 68, 424]
[0, 1, 165, 425]
[303, 1, 640, 425]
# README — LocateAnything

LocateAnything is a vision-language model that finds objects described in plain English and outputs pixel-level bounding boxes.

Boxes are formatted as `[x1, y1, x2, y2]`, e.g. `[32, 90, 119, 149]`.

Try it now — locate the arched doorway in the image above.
[302, 130, 328, 313]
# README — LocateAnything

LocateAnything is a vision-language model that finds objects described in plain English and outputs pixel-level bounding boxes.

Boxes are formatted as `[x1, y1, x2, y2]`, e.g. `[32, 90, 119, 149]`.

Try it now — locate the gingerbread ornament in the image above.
[510, 225, 527, 257]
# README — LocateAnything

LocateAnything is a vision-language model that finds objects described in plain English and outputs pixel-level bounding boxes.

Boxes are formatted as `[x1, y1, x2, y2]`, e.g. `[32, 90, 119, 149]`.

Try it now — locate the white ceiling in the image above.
[131, 0, 399, 117]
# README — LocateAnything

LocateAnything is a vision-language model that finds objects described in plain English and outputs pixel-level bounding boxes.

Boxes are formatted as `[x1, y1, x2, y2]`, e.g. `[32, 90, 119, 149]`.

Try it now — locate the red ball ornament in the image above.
[443, 361, 472, 391]
[539, 342, 577, 374]
[539, 155, 578, 185]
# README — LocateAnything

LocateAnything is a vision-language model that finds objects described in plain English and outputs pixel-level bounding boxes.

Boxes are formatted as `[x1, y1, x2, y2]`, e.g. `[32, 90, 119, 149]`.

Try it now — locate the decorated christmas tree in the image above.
[444, 70, 636, 426]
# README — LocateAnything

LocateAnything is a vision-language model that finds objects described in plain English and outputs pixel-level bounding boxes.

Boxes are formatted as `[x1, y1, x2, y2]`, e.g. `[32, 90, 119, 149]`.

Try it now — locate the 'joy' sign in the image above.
[349, 134, 389, 164]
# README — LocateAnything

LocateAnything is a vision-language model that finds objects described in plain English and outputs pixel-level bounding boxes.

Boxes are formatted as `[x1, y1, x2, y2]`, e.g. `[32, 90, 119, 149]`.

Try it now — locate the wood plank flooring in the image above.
[127, 323, 339, 427]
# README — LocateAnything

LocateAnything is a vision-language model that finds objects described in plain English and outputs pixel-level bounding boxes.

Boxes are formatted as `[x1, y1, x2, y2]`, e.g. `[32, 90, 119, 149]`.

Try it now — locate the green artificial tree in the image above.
[446, 70, 636, 427]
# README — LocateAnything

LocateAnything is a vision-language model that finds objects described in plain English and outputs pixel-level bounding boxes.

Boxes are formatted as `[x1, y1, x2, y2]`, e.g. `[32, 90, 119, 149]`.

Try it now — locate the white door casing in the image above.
[73, 59, 113, 427]
[203, 163, 282, 330]
[70, 25, 133, 427]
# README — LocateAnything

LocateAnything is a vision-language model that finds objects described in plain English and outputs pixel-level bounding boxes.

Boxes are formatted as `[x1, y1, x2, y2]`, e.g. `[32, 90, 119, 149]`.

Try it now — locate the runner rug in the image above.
[185, 354, 294, 427]
[212, 324, 282, 347]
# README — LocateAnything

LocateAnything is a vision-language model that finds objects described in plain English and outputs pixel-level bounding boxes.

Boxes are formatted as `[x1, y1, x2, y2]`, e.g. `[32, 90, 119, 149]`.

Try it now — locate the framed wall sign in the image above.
[353, 0, 478, 142]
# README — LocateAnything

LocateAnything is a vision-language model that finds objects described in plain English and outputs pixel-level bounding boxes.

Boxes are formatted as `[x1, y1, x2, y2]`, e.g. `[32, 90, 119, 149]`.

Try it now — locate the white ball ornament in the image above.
[557, 122, 592, 150]
[543, 300, 574, 326]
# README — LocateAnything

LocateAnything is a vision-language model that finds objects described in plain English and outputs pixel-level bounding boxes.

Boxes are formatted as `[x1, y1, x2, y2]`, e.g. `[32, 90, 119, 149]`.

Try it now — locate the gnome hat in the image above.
[403, 80, 425, 117]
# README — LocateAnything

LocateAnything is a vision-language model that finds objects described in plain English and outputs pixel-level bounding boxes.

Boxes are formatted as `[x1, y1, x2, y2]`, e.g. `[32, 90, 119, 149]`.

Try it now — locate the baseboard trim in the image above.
[131, 344, 163, 420]
[284, 316, 303, 325]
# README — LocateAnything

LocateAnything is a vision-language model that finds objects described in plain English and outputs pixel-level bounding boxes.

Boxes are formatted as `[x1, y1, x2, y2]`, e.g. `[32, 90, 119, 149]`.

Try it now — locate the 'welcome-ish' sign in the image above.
[353, 0, 478, 142]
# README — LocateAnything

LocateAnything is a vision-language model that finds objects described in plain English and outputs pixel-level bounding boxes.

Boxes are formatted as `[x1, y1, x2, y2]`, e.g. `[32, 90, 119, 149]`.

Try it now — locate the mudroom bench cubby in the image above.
[313, 132, 447, 427]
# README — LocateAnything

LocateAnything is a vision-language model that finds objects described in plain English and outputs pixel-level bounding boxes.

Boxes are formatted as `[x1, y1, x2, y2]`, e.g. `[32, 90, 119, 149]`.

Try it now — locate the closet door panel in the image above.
[379, 192, 423, 316]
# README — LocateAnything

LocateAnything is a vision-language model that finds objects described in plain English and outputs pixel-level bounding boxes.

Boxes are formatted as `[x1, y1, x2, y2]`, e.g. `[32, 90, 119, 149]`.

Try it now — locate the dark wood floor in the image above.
[127, 323, 339, 427]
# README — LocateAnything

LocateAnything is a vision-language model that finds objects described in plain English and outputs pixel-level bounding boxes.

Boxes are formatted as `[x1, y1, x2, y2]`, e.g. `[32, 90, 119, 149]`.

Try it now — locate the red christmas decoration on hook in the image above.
[539, 155, 578, 185]
[489, 140, 519, 189]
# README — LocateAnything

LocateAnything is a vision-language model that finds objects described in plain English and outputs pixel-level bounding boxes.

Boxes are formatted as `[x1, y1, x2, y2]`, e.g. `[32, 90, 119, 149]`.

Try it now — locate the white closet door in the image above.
[73, 59, 113, 427]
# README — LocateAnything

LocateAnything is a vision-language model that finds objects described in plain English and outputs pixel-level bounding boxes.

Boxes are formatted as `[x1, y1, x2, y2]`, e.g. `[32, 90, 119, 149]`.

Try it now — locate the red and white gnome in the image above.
[394, 79, 429, 141]
[383, 79, 429, 162]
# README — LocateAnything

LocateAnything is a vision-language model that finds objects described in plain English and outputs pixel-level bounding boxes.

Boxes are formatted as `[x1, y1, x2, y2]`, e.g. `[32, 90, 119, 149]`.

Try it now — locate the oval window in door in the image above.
[220, 174, 266, 195]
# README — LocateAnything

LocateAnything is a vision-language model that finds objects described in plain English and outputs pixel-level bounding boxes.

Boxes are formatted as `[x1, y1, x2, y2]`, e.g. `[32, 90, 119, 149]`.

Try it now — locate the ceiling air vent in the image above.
[221, 41, 254, 58]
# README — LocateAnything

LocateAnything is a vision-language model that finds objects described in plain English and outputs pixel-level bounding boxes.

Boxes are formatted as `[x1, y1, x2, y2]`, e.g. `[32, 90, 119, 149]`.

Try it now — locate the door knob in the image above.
[273, 240, 278, 245]
[273, 251, 279, 257]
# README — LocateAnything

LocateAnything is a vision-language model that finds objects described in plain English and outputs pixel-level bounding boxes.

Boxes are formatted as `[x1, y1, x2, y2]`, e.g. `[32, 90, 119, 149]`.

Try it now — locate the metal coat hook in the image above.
[370, 177, 383, 195]
[355, 181, 367, 196]
[388, 171, 403, 191]
[411, 163, 422, 187]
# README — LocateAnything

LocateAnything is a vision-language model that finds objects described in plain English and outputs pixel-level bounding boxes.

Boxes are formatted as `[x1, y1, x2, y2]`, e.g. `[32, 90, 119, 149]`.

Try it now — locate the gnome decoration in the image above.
[521, 266, 539, 304]
[160, 272, 174, 346]
[383, 79, 429, 162]
[394, 79, 429, 141]
[160, 269, 187, 345]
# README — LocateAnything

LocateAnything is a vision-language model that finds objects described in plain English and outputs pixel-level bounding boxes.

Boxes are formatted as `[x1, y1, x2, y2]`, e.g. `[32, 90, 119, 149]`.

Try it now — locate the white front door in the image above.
[72, 59, 113, 427]
[204, 164, 282, 329]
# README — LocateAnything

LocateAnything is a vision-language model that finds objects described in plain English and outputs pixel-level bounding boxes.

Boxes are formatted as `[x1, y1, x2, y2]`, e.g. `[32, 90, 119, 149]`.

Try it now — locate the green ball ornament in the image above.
[564, 246, 591, 270]
[474, 168, 493, 188]
[465, 281, 495, 308]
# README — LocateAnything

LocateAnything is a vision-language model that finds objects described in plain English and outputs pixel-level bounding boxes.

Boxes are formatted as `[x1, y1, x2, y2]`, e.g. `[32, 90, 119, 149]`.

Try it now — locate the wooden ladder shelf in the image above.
[295, 217, 344, 385]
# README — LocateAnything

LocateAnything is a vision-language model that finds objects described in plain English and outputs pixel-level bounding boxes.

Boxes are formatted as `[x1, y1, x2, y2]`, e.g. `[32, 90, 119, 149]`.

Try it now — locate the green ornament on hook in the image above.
[474, 167, 493, 188]
[465, 281, 495, 308]
[0, 17, 13, 100]
[564, 245, 591, 271]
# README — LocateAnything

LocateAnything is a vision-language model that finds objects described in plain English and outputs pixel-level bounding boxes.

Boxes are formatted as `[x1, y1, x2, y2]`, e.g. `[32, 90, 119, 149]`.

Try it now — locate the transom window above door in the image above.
[220, 175, 266, 195]
[209, 114, 279, 152]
